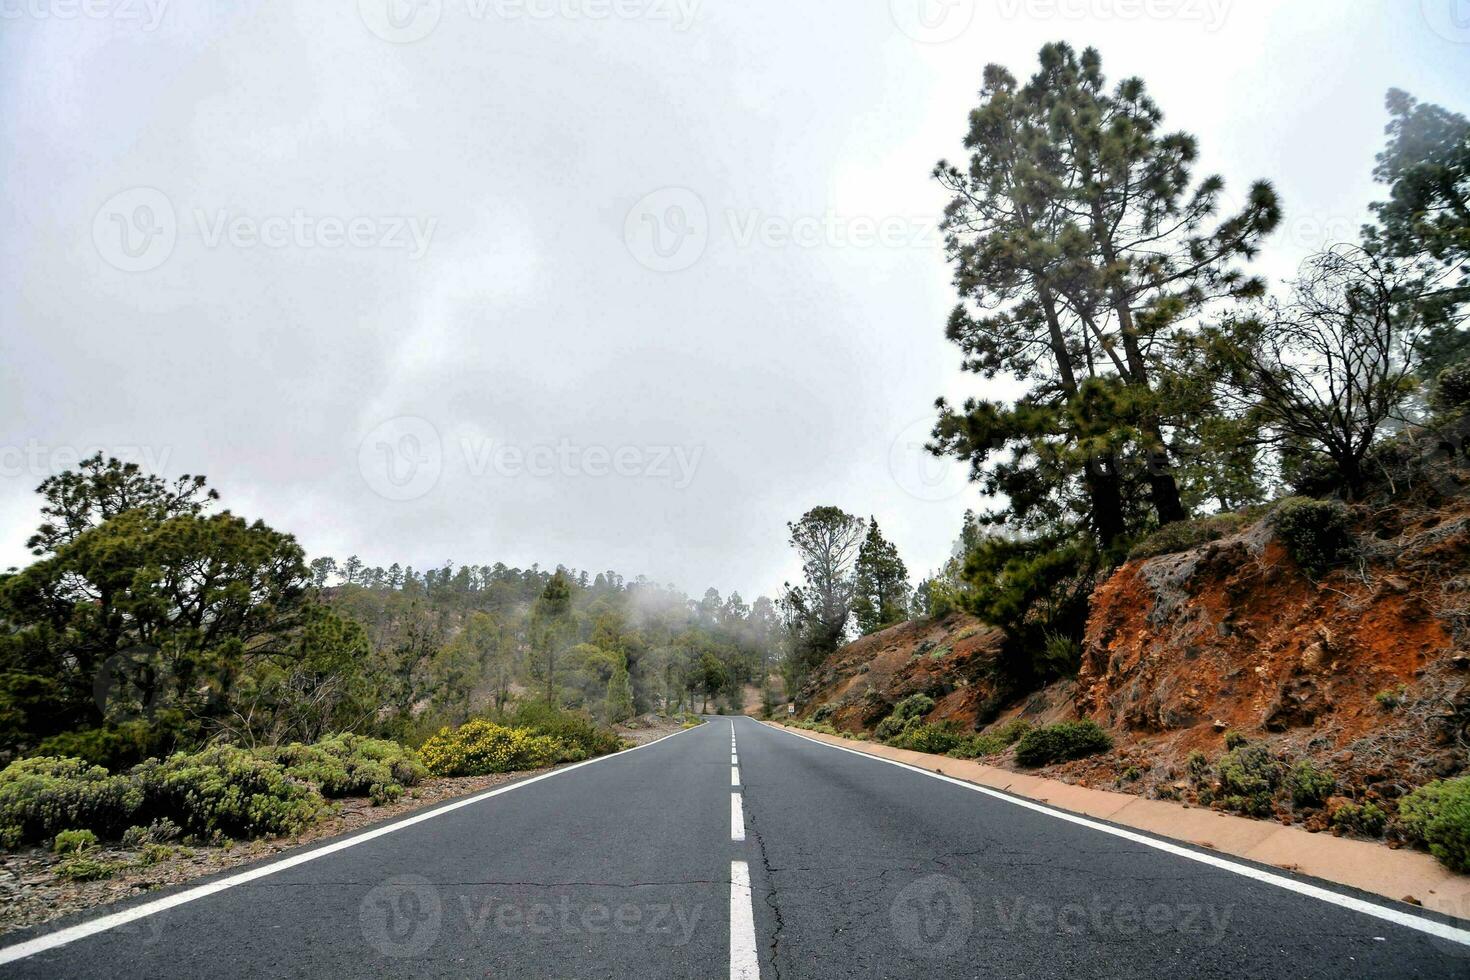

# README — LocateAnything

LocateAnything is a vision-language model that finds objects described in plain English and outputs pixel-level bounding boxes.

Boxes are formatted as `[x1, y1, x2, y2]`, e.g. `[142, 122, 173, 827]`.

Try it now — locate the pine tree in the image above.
[931, 43, 1279, 548]
[604, 654, 634, 724]
[852, 518, 910, 635]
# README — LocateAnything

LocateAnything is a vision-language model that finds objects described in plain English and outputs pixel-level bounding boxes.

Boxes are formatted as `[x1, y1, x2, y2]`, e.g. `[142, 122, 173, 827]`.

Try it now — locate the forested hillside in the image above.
[0, 454, 777, 772]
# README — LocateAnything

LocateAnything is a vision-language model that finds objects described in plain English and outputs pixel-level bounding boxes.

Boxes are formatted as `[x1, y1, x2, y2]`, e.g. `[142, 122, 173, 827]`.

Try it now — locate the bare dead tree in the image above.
[1202, 245, 1431, 497]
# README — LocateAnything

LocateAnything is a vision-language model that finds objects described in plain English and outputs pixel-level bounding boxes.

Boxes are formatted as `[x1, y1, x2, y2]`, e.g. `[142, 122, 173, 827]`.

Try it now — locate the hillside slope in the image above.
[794, 478, 1469, 835]
[794, 614, 1007, 731]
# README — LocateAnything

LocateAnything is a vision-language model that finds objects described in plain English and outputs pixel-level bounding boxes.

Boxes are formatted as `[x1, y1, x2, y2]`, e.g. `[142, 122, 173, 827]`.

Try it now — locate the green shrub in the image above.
[33, 716, 186, 771]
[502, 702, 623, 758]
[56, 856, 116, 882]
[136, 843, 179, 866]
[1186, 751, 1211, 784]
[1269, 497, 1356, 577]
[0, 757, 143, 845]
[1287, 760, 1335, 808]
[133, 745, 323, 843]
[794, 721, 840, 736]
[891, 694, 935, 722]
[994, 719, 1032, 744]
[1216, 743, 1283, 816]
[1374, 686, 1406, 710]
[418, 720, 577, 777]
[873, 694, 936, 744]
[1398, 777, 1470, 872]
[874, 714, 917, 743]
[810, 703, 837, 723]
[949, 720, 1032, 759]
[1013, 720, 1113, 767]
[53, 828, 98, 855]
[889, 723, 964, 755]
[121, 818, 181, 848]
[261, 734, 425, 803]
[1223, 730, 1248, 750]
[1332, 801, 1389, 838]
[1129, 513, 1250, 560]
[1432, 360, 1470, 413]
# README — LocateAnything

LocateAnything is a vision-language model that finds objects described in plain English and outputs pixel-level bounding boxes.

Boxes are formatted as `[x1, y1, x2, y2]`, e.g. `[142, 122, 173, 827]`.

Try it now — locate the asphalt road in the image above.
[3, 716, 1468, 978]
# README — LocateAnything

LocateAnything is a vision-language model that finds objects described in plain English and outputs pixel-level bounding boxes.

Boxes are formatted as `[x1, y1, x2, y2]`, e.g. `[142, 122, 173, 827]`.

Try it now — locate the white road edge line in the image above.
[0, 724, 702, 967]
[730, 860, 760, 980]
[731, 766, 741, 787]
[771, 724, 1470, 947]
[731, 791, 746, 842]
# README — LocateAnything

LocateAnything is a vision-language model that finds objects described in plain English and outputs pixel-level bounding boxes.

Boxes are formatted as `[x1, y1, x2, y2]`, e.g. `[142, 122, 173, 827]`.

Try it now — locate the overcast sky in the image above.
[1, 1, 1465, 601]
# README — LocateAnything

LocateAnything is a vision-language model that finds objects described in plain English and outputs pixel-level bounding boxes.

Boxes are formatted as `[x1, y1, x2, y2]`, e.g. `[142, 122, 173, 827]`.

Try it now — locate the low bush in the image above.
[501, 702, 623, 758]
[1375, 686, 1407, 710]
[418, 720, 575, 777]
[136, 843, 179, 866]
[56, 856, 116, 882]
[874, 694, 935, 743]
[1332, 800, 1389, 838]
[1186, 751, 1211, 784]
[810, 703, 837, 724]
[1398, 776, 1470, 873]
[262, 734, 425, 805]
[1215, 742, 1284, 817]
[1128, 513, 1251, 561]
[53, 828, 98, 855]
[1223, 730, 1248, 750]
[1287, 760, 1335, 808]
[948, 720, 1031, 760]
[121, 818, 181, 848]
[1013, 720, 1113, 767]
[132, 745, 324, 843]
[0, 756, 143, 845]
[888, 722, 963, 755]
[793, 721, 840, 736]
[1269, 497, 1356, 577]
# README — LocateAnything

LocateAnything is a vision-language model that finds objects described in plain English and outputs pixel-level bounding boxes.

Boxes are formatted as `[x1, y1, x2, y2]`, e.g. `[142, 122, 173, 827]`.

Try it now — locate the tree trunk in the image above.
[1038, 284, 1128, 549]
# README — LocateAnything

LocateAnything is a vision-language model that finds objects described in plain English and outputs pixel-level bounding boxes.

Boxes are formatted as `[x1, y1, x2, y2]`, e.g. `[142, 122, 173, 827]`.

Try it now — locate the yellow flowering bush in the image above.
[418, 721, 576, 777]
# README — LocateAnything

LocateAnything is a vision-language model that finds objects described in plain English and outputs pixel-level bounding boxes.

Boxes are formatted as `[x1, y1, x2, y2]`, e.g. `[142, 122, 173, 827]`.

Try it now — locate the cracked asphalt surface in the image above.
[4, 716, 1468, 978]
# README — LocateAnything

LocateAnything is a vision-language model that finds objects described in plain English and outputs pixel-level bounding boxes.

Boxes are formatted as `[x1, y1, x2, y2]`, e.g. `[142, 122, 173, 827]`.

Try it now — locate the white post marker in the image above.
[730, 860, 760, 980]
[731, 792, 745, 842]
